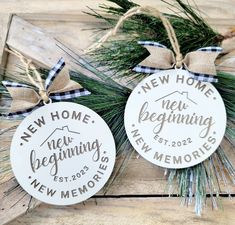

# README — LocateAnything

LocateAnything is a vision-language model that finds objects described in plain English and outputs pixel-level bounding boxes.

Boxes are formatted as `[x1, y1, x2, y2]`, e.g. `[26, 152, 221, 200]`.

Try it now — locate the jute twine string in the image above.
[86, 6, 184, 68]
[5, 48, 49, 103]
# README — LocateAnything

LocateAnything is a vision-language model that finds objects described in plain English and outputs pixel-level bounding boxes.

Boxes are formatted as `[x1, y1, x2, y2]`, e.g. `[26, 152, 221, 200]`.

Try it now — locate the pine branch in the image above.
[86, 0, 220, 79]
[70, 70, 131, 155]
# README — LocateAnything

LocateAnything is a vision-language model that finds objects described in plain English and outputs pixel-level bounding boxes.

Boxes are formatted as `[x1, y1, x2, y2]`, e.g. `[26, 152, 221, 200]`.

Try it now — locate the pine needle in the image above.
[85, 0, 220, 79]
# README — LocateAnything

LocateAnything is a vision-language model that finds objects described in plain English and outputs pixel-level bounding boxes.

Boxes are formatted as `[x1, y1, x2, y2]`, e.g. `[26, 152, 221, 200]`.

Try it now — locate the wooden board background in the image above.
[0, 0, 235, 224]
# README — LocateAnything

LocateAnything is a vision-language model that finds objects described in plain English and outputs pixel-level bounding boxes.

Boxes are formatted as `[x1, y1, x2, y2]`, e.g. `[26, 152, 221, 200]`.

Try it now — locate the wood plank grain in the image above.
[5, 15, 101, 79]
[1, 143, 234, 224]
[0, 0, 234, 19]
[0, 14, 11, 66]
[7, 197, 235, 225]
[1, 0, 235, 66]
[6, 15, 74, 68]
[0, 179, 40, 225]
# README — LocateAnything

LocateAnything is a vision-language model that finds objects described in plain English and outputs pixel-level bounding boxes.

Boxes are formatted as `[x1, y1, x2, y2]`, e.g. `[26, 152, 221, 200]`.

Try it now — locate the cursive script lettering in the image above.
[47, 136, 73, 150]
[162, 99, 188, 112]
[138, 101, 213, 138]
[30, 139, 102, 176]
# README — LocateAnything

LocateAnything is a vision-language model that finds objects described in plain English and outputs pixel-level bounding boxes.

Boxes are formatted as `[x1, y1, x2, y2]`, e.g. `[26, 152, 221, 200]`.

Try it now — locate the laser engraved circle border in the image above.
[11, 102, 116, 205]
[124, 69, 226, 169]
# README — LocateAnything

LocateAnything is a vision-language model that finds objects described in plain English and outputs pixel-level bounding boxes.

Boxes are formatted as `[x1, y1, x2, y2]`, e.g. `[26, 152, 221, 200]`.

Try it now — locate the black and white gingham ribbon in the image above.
[133, 65, 161, 74]
[137, 41, 167, 48]
[133, 41, 222, 83]
[2, 81, 30, 88]
[3, 106, 41, 118]
[189, 47, 222, 83]
[50, 88, 90, 100]
[133, 41, 165, 74]
[45, 57, 65, 90]
[47, 59, 90, 100]
[1, 58, 90, 118]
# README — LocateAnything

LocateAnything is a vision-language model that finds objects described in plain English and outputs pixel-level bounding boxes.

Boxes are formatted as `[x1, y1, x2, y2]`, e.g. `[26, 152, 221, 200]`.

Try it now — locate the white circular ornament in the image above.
[10, 102, 116, 205]
[125, 69, 226, 169]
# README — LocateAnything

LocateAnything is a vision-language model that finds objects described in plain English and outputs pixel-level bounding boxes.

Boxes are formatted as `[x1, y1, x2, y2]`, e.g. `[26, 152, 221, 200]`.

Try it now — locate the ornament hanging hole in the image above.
[43, 98, 52, 105]
[174, 65, 183, 70]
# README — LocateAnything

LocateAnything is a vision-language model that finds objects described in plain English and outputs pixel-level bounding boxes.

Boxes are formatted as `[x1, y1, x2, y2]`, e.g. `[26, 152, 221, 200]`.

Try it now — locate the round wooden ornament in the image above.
[124, 69, 226, 169]
[10, 102, 116, 205]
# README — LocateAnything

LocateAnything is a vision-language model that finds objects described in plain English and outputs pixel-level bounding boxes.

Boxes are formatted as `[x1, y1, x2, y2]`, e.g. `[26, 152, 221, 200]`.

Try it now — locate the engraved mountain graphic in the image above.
[40, 126, 80, 147]
[155, 91, 197, 106]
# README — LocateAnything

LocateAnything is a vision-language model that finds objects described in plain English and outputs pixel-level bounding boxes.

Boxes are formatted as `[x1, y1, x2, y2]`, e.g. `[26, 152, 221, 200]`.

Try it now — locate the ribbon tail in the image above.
[2, 80, 32, 88]
[188, 72, 218, 83]
[48, 67, 90, 100]
[2, 80, 41, 113]
[137, 41, 168, 49]
[50, 88, 90, 100]
[184, 46, 222, 83]
[132, 41, 174, 74]
[133, 65, 161, 74]
[0, 106, 40, 118]
[45, 58, 65, 90]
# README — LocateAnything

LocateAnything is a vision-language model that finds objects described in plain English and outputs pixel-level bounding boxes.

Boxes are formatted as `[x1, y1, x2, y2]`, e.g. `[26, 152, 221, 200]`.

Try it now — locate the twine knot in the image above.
[175, 54, 183, 68]
[39, 89, 50, 103]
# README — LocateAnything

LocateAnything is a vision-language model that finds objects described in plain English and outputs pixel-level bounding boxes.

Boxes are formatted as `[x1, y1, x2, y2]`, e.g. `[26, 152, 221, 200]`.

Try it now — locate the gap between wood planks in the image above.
[89, 194, 235, 198]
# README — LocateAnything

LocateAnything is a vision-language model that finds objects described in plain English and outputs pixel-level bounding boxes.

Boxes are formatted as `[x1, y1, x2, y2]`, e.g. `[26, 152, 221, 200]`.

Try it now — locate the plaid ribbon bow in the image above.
[2, 58, 90, 117]
[133, 41, 222, 83]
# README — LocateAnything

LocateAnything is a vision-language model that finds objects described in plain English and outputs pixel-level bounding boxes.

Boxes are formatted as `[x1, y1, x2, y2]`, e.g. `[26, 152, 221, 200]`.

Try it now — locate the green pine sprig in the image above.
[86, 0, 221, 79]
[70, 71, 131, 155]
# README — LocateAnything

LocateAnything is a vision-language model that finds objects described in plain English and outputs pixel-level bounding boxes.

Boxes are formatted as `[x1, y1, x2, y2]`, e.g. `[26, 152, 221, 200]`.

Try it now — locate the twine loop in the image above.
[5, 48, 50, 103]
[86, 6, 183, 67]
[85, 6, 221, 83]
